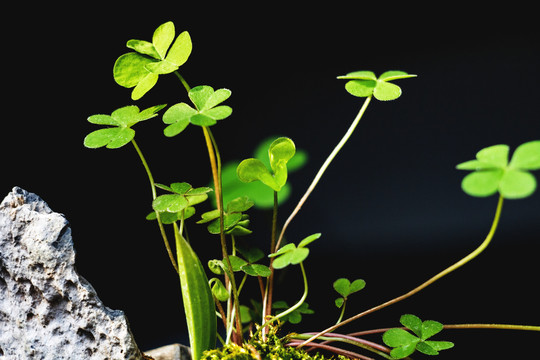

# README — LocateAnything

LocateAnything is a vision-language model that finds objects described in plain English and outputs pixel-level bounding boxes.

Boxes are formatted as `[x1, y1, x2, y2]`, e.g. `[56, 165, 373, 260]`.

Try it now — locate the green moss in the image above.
[201, 325, 345, 360]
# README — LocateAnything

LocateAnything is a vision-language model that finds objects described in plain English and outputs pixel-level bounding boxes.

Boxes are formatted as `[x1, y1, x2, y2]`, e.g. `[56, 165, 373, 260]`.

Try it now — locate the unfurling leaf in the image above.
[237, 137, 296, 192]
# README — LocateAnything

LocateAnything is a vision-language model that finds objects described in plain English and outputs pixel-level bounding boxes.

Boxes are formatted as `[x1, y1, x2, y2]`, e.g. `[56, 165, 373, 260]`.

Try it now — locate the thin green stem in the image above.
[202, 125, 243, 344]
[292, 333, 391, 359]
[174, 71, 191, 92]
[336, 300, 347, 325]
[131, 139, 179, 274]
[444, 324, 540, 332]
[263, 191, 280, 323]
[274, 96, 372, 253]
[298, 195, 505, 347]
[255, 262, 309, 339]
[348, 323, 540, 337]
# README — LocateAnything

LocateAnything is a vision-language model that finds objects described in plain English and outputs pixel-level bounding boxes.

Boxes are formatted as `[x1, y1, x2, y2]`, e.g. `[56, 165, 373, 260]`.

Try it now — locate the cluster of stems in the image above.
[131, 71, 539, 356]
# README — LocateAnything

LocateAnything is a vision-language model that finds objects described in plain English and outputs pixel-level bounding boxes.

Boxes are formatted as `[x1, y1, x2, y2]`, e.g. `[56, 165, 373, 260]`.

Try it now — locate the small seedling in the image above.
[333, 278, 366, 324]
[383, 314, 454, 359]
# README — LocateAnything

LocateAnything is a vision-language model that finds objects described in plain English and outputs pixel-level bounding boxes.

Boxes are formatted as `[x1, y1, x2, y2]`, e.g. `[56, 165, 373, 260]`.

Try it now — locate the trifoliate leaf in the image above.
[85, 105, 165, 149]
[338, 70, 416, 101]
[113, 21, 192, 100]
[458, 141, 540, 199]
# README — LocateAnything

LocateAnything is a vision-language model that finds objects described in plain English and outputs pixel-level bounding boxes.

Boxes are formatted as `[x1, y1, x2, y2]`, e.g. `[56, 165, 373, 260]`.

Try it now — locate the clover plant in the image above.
[85, 20, 539, 360]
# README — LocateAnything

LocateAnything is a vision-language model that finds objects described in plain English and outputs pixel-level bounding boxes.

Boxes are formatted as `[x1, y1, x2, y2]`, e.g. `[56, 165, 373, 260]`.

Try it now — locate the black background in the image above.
[2, 3, 539, 359]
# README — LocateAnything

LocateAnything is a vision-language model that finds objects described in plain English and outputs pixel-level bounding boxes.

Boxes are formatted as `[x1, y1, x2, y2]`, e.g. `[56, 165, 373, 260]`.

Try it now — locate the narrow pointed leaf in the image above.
[509, 140, 540, 170]
[175, 231, 216, 360]
[499, 169, 536, 199]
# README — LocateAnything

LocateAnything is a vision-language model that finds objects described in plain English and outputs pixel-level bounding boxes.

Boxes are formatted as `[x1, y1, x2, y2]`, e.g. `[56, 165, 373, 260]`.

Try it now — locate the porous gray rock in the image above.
[0, 187, 144, 360]
[144, 343, 191, 360]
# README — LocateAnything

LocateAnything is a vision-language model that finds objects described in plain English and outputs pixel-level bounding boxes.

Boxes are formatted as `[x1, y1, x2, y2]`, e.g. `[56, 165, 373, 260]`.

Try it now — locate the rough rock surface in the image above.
[0, 187, 144, 359]
[144, 344, 191, 360]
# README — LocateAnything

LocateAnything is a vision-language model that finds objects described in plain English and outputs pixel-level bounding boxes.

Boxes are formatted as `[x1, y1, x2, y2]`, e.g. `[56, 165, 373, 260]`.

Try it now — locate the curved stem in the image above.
[131, 139, 179, 273]
[298, 195, 505, 347]
[444, 324, 540, 331]
[274, 96, 372, 253]
[202, 125, 243, 344]
[255, 262, 309, 339]
[286, 340, 376, 360]
[174, 71, 191, 92]
[263, 191, 280, 323]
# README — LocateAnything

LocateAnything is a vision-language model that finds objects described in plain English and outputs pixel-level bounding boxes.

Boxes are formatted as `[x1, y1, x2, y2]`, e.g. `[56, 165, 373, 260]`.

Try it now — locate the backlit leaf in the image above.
[509, 140, 540, 170]
[476, 144, 509, 168]
[498, 169, 536, 199]
[461, 170, 503, 197]
[166, 31, 192, 67]
[152, 21, 175, 59]
[373, 80, 402, 101]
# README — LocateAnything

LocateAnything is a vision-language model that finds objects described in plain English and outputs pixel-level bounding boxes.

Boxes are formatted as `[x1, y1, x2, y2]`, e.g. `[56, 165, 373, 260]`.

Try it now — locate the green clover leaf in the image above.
[113, 21, 192, 100]
[272, 301, 314, 324]
[152, 182, 212, 214]
[163, 85, 232, 136]
[337, 70, 416, 101]
[237, 137, 296, 192]
[84, 104, 166, 149]
[383, 314, 454, 359]
[457, 140, 540, 199]
[333, 278, 366, 298]
[268, 233, 321, 269]
[197, 196, 254, 236]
